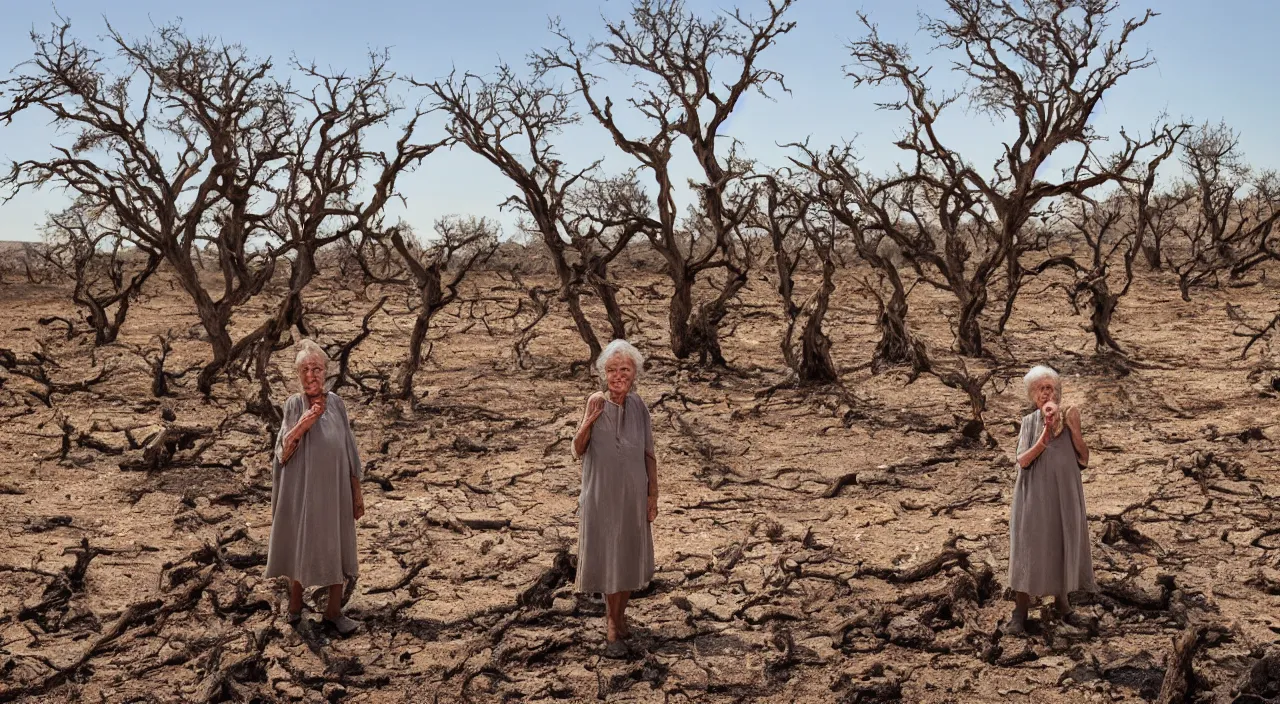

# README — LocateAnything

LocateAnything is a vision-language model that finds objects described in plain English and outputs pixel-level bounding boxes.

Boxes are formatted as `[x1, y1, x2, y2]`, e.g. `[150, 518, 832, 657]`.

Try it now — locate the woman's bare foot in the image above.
[1003, 610, 1027, 636]
[323, 613, 362, 636]
[287, 581, 303, 623]
[1055, 594, 1072, 617]
[605, 609, 622, 642]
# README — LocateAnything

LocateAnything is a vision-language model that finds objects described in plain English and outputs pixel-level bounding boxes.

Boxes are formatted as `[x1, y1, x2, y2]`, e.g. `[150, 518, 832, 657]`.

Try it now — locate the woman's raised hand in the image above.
[582, 392, 606, 428]
[297, 399, 326, 432]
[1064, 405, 1081, 434]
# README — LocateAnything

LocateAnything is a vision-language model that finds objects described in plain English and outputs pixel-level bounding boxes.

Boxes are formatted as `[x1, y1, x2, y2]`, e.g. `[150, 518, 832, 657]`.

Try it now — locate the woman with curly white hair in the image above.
[265, 339, 366, 635]
[1006, 364, 1095, 635]
[572, 339, 658, 656]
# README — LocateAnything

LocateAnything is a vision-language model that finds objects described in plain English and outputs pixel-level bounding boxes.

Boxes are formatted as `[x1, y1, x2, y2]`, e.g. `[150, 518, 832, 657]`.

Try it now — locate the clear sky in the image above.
[1, 0, 1277, 242]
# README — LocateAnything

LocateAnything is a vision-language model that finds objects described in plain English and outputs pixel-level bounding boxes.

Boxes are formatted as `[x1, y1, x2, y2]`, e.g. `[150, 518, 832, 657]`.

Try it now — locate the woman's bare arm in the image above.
[1016, 440, 1047, 469]
[1066, 407, 1089, 467]
[279, 407, 320, 464]
[573, 393, 605, 458]
[351, 474, 365, 519]
[1016, 422, 1052, 469]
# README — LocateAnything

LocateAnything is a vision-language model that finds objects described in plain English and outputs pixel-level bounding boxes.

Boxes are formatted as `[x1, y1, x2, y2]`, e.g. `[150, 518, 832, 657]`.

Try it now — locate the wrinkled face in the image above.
[604, 354, 636, 397]
[298, 356, 326, 398]
[1030, 378, 1058, 411]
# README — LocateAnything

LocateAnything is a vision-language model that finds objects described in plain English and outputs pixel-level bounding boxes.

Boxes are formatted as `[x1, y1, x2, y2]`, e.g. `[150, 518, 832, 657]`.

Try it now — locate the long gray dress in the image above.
[1008, 409, 1096, 596]
[574, 392, 655, 594]
[265, 392, 362, 588]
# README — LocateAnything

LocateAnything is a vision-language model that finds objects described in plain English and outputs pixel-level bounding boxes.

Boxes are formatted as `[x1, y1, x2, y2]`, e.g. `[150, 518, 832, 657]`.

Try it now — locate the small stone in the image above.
[886, 615, 935, 648]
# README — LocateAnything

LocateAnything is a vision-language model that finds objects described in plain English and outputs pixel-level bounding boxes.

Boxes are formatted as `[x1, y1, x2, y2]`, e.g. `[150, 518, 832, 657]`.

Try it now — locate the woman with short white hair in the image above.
[1006, 364, 1095, 635]
[572, 339, 658, 656]
[265, 339, 366, 634]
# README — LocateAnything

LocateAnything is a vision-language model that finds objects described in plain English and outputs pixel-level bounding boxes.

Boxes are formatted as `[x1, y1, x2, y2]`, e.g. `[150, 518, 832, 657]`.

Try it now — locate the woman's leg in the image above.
[604, 592, 624, 641]
[1056, 591, 1072, 616]
[324, 583, 344, 620]
[289, 580, 303, 615]
[1006, 591, 1031, 633]
[321, 582, 361, 634]
[618, 591, 632, 637]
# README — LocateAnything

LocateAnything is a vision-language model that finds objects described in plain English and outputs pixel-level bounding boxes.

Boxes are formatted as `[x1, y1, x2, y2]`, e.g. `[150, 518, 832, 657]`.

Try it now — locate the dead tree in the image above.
[538, 0, 797, 364]
[19, 244, 57, 285]
[758, 172, 838, 383]
[1163, 122, 1280, 299]
[125, 331, 199, 398]
[372, 217, 497, 401]
[420, 65, 635, 364]
[560, 172, 651, 343]
[0, 19, 296, 396]
[38, 200, 162, 345]
[928, 356, 1003, 441]
[1029, 125, 1186, 356]
[326, 296, 389, 397]
[0, 346, 114, 408]
[792, 148, 930, 375]
[846, 0, 1158, 356]
[247, 56, 448, 422]
[493, 266, 556, 369]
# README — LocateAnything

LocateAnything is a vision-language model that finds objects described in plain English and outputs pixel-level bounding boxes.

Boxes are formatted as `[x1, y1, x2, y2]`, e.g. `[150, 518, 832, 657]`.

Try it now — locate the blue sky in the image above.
[1, 0, 1277, 242]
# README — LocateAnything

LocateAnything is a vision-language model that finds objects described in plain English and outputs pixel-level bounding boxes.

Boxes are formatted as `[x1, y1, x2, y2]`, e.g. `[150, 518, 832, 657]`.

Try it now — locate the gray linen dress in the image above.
[574, 392, 655, 594]
[1008, 409, 1096, 596]
[265, 392, 362, 588]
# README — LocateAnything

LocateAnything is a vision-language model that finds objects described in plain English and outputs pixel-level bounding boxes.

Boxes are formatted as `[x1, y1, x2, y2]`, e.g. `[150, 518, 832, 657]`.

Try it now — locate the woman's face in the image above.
[1030, 378, 1057, 410]
[298, 357, 326, 398]
[604, 354, 636, 397]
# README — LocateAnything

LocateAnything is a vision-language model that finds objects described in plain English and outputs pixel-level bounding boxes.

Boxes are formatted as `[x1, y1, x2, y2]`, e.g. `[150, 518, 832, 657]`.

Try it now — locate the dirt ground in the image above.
[1, 248, 1278, 703]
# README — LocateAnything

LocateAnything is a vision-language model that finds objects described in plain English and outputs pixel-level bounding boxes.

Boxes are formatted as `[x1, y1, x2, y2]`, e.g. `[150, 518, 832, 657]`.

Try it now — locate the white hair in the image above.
[596, 339, 644, 381]
[1023, 364, 1062, 403]
[294, 339, 329, 371]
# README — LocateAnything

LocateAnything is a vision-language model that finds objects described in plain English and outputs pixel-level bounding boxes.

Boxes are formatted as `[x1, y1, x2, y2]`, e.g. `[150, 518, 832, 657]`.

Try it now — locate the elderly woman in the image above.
[1007, 365, 1095, 634]
[573, 339, 658, 655]
[265, 339, 366, 634]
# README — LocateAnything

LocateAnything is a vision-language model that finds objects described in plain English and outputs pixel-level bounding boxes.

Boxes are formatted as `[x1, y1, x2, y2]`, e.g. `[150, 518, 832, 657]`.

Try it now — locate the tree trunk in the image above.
[1090, 282, 1123, 354]
[798, 259, 838, 383]
[195, 309, 235, 398]
[589, 260, 627, 341]
[1142, 244, 1162, 270]
[395, 311, 430, 401]
[253, 252, 317, 423]
[80, 294, 113, 346]
[996, 261, 1023, 336]
[544, 233, 602, 365]
[73, 257, 158, 346]
[685, 267, 747, 366]
[869, 266, 928, 375]
[798, 314, 837, 383]
[956, 287, 987, 357]
[668, 271, 696, 360]
[168, 248, 274, 397]
[394, 263, 449, 401]
[564, 292, 603, 364]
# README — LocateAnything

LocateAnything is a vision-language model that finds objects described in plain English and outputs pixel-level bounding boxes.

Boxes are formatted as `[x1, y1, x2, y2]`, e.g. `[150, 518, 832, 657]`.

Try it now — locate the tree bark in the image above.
[588, 259, 627, 341]
[1089, 281, 1123, 354]
[956, 287, 987, 357]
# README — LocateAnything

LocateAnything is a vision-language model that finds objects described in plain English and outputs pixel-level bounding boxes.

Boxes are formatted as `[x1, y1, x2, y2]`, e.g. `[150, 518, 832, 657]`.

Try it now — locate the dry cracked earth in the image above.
[2, 248, 1280, 703]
